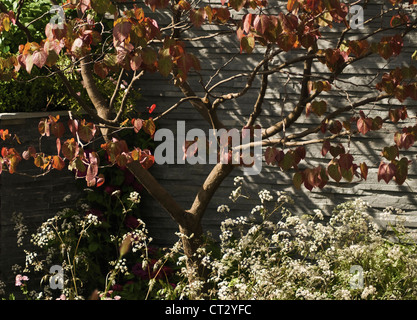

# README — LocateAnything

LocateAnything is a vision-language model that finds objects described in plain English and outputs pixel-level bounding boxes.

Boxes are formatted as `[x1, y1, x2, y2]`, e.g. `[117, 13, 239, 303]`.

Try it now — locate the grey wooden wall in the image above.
[1, 0, 417, 294]
[0, 112, 82, 293]
[137, 0, 417, 244]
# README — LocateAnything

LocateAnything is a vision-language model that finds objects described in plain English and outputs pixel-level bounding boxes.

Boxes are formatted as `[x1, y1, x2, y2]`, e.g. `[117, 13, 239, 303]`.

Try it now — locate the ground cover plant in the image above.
[3, 179, 417, 300]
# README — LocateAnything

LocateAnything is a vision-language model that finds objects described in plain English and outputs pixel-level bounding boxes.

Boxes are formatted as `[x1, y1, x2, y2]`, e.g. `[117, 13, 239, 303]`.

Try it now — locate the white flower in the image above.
[229, 186, 242, 202]
[258, 189, 273, 203]
[361, 286, 376, 299]
[313, 209, 324, 220]
[251, 205, 264, 215]
[128, 191, 141, 204]
[217, 205, 230, 213]
[233, 176, 244, 186]
[85, 213, 100, 226]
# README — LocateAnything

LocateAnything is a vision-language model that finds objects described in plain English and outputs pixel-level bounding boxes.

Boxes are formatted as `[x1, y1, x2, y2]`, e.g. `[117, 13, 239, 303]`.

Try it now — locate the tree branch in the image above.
[189, 163, 234, 221]
[126, 161, 188, 226]
[262, 47, 316, 139]
[80, 55, 111, 121]
[246, 46, 271, 128]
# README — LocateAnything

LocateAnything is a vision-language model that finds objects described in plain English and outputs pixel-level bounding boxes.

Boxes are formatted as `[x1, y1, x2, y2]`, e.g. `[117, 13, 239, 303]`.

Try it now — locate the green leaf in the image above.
[91, 0, 116, 15]
[240, 35, 255, 54]
[327, 161, 341, 182]
[158, 56, 173, 77]
[88, 242, 100, 252]
[382, 145, 399, 161]
[360, 162, 368, 180]
[143, 119, 156, 136]
[311, 100, 327, 116]
[293, 171, 303, 189]
[279, 151, 295, 170]
[394, 157, 409, 185]
[142, 47, 157, 66]
[341, 166, 354, 182]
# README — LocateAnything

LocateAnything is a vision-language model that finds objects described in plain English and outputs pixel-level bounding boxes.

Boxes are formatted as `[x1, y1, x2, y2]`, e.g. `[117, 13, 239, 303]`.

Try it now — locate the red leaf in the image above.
[395, 132, 415, 149]
[329, 144, 345, 158]
[295, 146, 306, 160]
[50, 121, 65, 139]
[190, 8, 207, 28]
[328, 120, 342, 134]
[357, 116, 373, 134]
[62, 138, 79, 160]
[229, 0, 246, 11]
[96, 173, 105, 187]
[68, 119, 78, 137]
[243, 13, 253, 33]
[377, 162, 396, 184]
[322, 140, 331, 157]
[130, 54, 143, 71]
[86, 152, 99, 185]
[94, 61, 109, 79]
[214, 7, 230, 23]
[113, 20, 132, 43]
[339, 153, 353, 171]
[132, 118, 143, 133]
[148, 104, 156, 114]
[56, 138, 61, 156]
[32, 50, 48, 69]
[265, 146, 278, 165]
[78, 120, 96, 143]
[22, 146, 36, 161]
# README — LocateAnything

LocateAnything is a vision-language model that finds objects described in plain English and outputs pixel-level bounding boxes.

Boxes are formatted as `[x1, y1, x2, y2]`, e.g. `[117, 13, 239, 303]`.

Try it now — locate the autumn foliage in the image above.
[0, 0, 415, 188]
[1, 0, 417, 283]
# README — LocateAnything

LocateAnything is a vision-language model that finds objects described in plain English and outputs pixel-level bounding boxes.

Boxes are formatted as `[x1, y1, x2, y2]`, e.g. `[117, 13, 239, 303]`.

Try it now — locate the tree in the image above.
[1, 0, 417, 293]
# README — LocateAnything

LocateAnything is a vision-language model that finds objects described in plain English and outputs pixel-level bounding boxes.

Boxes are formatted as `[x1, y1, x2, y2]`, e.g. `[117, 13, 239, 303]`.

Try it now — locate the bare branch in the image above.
[126, 161, 188, 226]
[112, 70, 144, 123]
[246, 45, 271, 128]
[153, 96, 202, 121]
[109, 68, 125, 113]
[189, 163, 234, 220]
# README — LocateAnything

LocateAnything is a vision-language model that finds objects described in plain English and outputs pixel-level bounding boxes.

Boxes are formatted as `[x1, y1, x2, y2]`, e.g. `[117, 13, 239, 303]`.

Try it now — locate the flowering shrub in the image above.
[169, 178, 417, 300]
[3, 174, 417, 300]
[3, 183, 178, 300]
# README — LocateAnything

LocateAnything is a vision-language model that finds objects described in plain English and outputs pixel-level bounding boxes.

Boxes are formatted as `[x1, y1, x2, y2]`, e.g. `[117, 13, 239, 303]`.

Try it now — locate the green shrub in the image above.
[0, 69, 73, 112]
